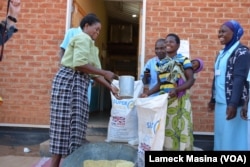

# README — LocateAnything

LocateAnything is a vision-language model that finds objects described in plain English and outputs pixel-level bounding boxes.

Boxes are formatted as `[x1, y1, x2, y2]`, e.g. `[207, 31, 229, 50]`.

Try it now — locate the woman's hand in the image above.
[168, 89, 177, 98]
[111, 85, 121, 99]
[208, 102, 215, 112]
[240, 100, 248, 120]
[140, 93, 148, 98]
[226, 106, 237, 120]
[103, 71, 118, 84]
[240, 106, 248, 120]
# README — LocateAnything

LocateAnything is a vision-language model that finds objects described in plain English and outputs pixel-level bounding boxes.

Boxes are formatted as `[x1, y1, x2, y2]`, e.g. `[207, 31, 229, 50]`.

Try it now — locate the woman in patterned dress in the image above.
[141, 33, 195, 150]
[49, 13, 119, 167]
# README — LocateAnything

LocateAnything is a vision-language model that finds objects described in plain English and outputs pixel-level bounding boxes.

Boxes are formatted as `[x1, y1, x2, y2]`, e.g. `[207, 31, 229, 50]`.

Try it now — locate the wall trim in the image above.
[0, 123, 49, 129]
[0, 123, 214, 136]
[193, 131, 214, 135]
[65, 0, 73, 31]
[139, 0, 146, 76]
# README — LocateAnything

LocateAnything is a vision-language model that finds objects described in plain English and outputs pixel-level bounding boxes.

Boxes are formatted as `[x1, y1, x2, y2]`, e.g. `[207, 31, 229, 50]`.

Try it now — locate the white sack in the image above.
[106, 80, 143, 143]
[135, 93, 168, 167]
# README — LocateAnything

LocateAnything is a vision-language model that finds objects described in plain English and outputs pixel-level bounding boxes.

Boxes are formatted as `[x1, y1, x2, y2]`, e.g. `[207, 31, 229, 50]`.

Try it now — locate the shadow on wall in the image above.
[193, 134, 214, 151]
[0, 127, 49, 146]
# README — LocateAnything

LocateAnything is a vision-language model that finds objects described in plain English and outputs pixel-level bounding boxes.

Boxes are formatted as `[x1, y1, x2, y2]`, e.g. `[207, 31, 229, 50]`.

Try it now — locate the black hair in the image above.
[79, 13, 100, 30]
[166, 33, 180, 44]
[156, 38, 165, 44]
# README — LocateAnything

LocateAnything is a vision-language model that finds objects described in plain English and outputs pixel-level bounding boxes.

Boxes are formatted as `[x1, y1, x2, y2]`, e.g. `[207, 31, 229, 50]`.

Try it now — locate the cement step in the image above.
[40, 127, 210, 157]
[40, 136, 109, 157]
[39, 127, 108, 157]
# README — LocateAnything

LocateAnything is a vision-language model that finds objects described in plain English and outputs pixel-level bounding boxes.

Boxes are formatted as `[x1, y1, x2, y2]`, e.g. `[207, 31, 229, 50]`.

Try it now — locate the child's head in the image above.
[191, 58, 204, 73]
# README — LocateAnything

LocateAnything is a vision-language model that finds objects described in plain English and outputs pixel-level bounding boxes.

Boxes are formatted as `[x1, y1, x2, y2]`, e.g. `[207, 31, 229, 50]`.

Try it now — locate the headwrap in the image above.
[192, 58, 204, 73]
[222, 20, 244, 52]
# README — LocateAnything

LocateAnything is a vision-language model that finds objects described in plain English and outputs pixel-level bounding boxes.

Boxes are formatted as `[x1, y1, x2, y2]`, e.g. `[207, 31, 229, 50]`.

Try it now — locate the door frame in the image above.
[65, 0, 147, 79]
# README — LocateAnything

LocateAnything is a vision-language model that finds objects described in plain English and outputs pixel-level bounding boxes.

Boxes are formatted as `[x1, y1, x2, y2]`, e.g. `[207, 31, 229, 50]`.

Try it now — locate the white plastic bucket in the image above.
[119, 75, 135, 99]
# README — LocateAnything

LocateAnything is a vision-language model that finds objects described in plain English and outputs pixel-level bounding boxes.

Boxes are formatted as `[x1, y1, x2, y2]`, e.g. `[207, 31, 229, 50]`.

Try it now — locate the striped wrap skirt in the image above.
[49, 66, 90, 155]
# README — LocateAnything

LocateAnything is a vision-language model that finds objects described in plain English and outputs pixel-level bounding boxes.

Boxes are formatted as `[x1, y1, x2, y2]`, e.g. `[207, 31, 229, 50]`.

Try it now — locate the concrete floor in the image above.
[0, 155, 41, 167]
[0, 111, 214, 167]
[0, 111, 112, 167]
[0, 135, 109, 167]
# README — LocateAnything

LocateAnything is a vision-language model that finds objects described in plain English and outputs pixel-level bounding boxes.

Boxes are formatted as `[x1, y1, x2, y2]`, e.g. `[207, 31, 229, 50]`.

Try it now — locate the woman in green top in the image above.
[49, 13, 119, 167]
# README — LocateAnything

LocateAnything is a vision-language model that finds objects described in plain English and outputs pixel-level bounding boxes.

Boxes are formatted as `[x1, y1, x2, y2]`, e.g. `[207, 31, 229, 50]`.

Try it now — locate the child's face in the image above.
[192, 60, 200, 71]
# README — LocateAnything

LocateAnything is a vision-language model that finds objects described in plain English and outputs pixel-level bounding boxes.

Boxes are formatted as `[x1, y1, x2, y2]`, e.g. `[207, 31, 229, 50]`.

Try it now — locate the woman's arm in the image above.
[229, 48, 250, 108]
[76, 64, 120, 99]
[93, 75, 120, 99]
[226, 47, 250, 120]
[175, 68, 195, 92]
[75, 64, 118, 83]
[141, 74, 160, 97]
[168, 68, 194, 98]
[240, 95, 248, 120]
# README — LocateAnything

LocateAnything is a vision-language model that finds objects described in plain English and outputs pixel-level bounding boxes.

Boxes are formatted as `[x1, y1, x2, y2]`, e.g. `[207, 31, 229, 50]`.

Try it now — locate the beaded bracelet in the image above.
[7, 15, 17, 23]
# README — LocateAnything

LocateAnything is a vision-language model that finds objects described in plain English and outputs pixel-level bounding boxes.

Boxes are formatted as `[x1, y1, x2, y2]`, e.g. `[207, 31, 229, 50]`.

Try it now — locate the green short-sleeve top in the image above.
[61, 32, 101, 77]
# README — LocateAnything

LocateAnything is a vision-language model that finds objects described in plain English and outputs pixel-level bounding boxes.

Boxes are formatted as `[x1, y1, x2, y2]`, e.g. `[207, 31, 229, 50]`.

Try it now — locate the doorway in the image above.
[88, 0, 144, 125]
[99, 0, 142, 111]
[67, 0, 145, 125]
[104, 0, 142, 79]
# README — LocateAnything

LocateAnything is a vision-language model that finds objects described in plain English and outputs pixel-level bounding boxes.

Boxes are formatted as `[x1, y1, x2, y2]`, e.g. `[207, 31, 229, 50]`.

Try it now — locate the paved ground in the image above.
[0, 144, 40, 157]
[0, 144, 41, 167]
[0, 114, 213, 167]
[0, 155, 41, 167]
[0, 135, 109, 167]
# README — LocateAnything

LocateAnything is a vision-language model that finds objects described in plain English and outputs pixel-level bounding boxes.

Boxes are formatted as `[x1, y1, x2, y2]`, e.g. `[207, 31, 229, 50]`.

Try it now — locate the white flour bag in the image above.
[136, 93, 168, 150]
[106, 80, 143, 143]
[135, 93, 168, 167]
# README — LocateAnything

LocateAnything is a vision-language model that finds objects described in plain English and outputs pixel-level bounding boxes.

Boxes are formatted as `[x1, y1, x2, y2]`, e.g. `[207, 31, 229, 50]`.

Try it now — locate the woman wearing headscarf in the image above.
[208, 20, 250, 150]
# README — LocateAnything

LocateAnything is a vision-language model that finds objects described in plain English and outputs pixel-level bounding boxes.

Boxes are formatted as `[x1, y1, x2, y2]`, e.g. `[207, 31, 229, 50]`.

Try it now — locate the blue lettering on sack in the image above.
[146, 120, 160, 134]
[112, 99, 135, 109]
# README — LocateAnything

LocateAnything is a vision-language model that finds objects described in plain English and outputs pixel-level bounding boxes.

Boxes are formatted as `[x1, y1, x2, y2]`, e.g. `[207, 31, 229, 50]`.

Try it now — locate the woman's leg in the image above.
[50, 154, 62, 167]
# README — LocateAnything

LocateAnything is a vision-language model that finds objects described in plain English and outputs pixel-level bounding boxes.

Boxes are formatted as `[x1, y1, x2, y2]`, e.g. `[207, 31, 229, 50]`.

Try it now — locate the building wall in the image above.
[144, 0, 250, 132]
[0, 0, 67, 125]
[0, 0, 107, 126]
[0, 0, 250, 132]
